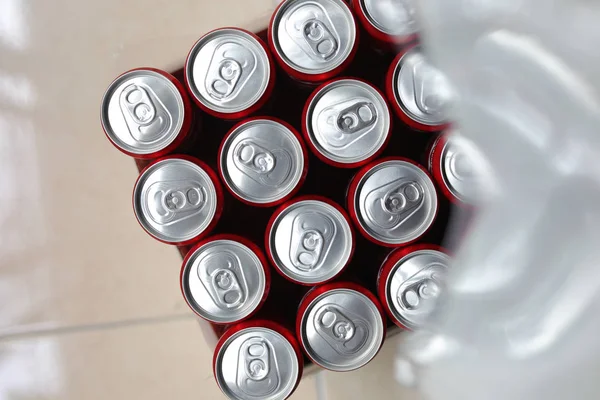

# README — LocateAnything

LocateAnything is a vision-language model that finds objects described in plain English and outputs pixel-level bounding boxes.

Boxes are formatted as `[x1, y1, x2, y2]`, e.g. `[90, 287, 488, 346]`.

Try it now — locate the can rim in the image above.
[302, 77, 392, 168]
[296, 281, 386, 371]
[217, 116, 309, 207]
[268, 0, 360, 83]
[100, 68, 193, 159]
[213, 319, 303, 400]
[184, 27, 275, 120]
[180, 233, 271, 324]
[131, 155, 224, 246]
[351, 0, 419, 46]
[346, 156, 439, 247]
[264, 195, 356, 286]
[428, 132, 463, 204]
[377, 243, 447, 330]
[385, 47, 452, 132]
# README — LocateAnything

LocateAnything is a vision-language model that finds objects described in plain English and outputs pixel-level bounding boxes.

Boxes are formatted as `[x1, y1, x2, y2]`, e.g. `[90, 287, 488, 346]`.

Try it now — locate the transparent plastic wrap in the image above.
[397, 0, 600, 399]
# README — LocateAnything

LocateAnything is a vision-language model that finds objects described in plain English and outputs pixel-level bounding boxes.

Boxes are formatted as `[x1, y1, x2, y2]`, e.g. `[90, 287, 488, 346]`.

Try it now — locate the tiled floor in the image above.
[0, 0, 418, 398]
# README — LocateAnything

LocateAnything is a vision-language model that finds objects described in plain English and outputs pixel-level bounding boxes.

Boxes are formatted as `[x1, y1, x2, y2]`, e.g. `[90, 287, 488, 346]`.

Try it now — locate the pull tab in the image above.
[397, 262, 446, 315]
[119, 84, 172, 143]
[143, 180, 206, 226]
[289, 211, 336, 272]
[205, 42, 257, 103]
[364, 179, 425, 230]
[411, 60, 452, 117]
[198, 250, 248, 310]
[314, 305, 369, 355]
[236, 337, 280, 397]
[316, 98, 377, 150]
[232, 139, 292, 187]
[302, 19, 338, 60]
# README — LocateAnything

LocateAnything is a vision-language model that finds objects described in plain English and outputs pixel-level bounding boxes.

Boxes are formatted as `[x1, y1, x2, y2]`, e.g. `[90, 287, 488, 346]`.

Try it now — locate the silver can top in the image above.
[299, 287, 384, 371]
[186, 29, 271, 114]
[268, 199, 353, 284]
[133, 158, 218, 243]
[215, 326, 300, 400]
[305, 79, 390, 165]
[271, 0, 356, 75]
[360, 0, 418, 36]
[220, 119, 305, 205]
[181, 239, 266, 323]
[392, 47, 453, 126]
[101, 69, 185, 155]
[385, 248, 449, 329]
[354, 160, 437, 245]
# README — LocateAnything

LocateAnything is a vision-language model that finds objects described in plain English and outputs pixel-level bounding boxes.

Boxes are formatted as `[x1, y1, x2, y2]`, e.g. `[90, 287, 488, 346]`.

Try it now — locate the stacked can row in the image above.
[99, 0, 477, 399]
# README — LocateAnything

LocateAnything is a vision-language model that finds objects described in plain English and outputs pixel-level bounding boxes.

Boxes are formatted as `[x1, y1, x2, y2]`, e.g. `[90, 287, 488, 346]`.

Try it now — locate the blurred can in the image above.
[132, 155, 223, 245]
[386, 45, 453, 132]
[265, 195, 354, 285]
[296, 281, 385, 371]
[269, 0, 358, 84]
[428, 131, 486, 205]
[100, 68, 194, 159]
[347, 157, 438, 247]
[303, 78, 391, 168]
[185, 28, 275, 120]
[377, 243, 449, 330]
[180, 234, 270, 324]
[219, 117, 308, 207]
[213, 319, 303, 400]
[352, 0, 418, 49]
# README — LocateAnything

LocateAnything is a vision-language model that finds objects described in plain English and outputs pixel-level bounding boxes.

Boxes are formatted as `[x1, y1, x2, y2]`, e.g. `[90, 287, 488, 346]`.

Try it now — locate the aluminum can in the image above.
[352, 0, 419, 48]
[219, 117, 308, 207]
[269, 0, 358, 83]
[213, 319, 303, 400]
[185, 28, 275, 119]
[296, 281, 385, 371]
[101, 68, 193, 158]
[377, 243, 449, 330]
[347, 157, 438, 247]
[132, 155, 223, 245]
[303, 78, 391, 168]
[265, 195, 354, 285]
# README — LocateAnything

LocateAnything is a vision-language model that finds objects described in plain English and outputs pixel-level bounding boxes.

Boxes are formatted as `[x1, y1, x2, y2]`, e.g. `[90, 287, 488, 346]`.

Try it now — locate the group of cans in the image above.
[99, 0, 484, 398]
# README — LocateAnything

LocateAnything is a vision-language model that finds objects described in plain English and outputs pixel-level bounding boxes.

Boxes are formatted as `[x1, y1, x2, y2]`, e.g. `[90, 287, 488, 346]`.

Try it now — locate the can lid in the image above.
[214, 326, 300, 400]
[133, 158, 218, 243]
[186, 29, 271, 115]
[181, 238, 266, 324]
[268, 199, 353, 284]
[393, 47, 453, 127]
[385, 248, 449, 329]
[271, 0, 356, 75]
[353, 159, 437, 245]
[101, 69, 185, 155]
[359, 0, 418, 36]
[305, 79, 390, 165]
[299, 287, 384, 371]
[220, 119, 305, 205]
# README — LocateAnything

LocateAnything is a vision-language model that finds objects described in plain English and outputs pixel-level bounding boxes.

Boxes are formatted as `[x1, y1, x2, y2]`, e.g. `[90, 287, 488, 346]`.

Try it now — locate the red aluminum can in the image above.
[347, 157, 439, 247]
[302, 77, 392, 168]
[132, 155, 223, 246]
[180, 234, 271, 324]
[377, 243, 450, 330]
[386, 45, 453, 132]
[265, 195, 355, 286]
[218, 117, 308, 207]
[100, 68, 194, 159]
[269, 0, 359, 84]
[296, 281, 385, 371]
[185, 28, 275, 120]
[352, 0, 419, 50]
[213, 319, 303, 400]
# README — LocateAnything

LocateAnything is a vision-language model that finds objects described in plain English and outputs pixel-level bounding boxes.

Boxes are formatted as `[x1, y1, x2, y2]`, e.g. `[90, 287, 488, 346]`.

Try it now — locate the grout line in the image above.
[0, 313, 197, 342]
